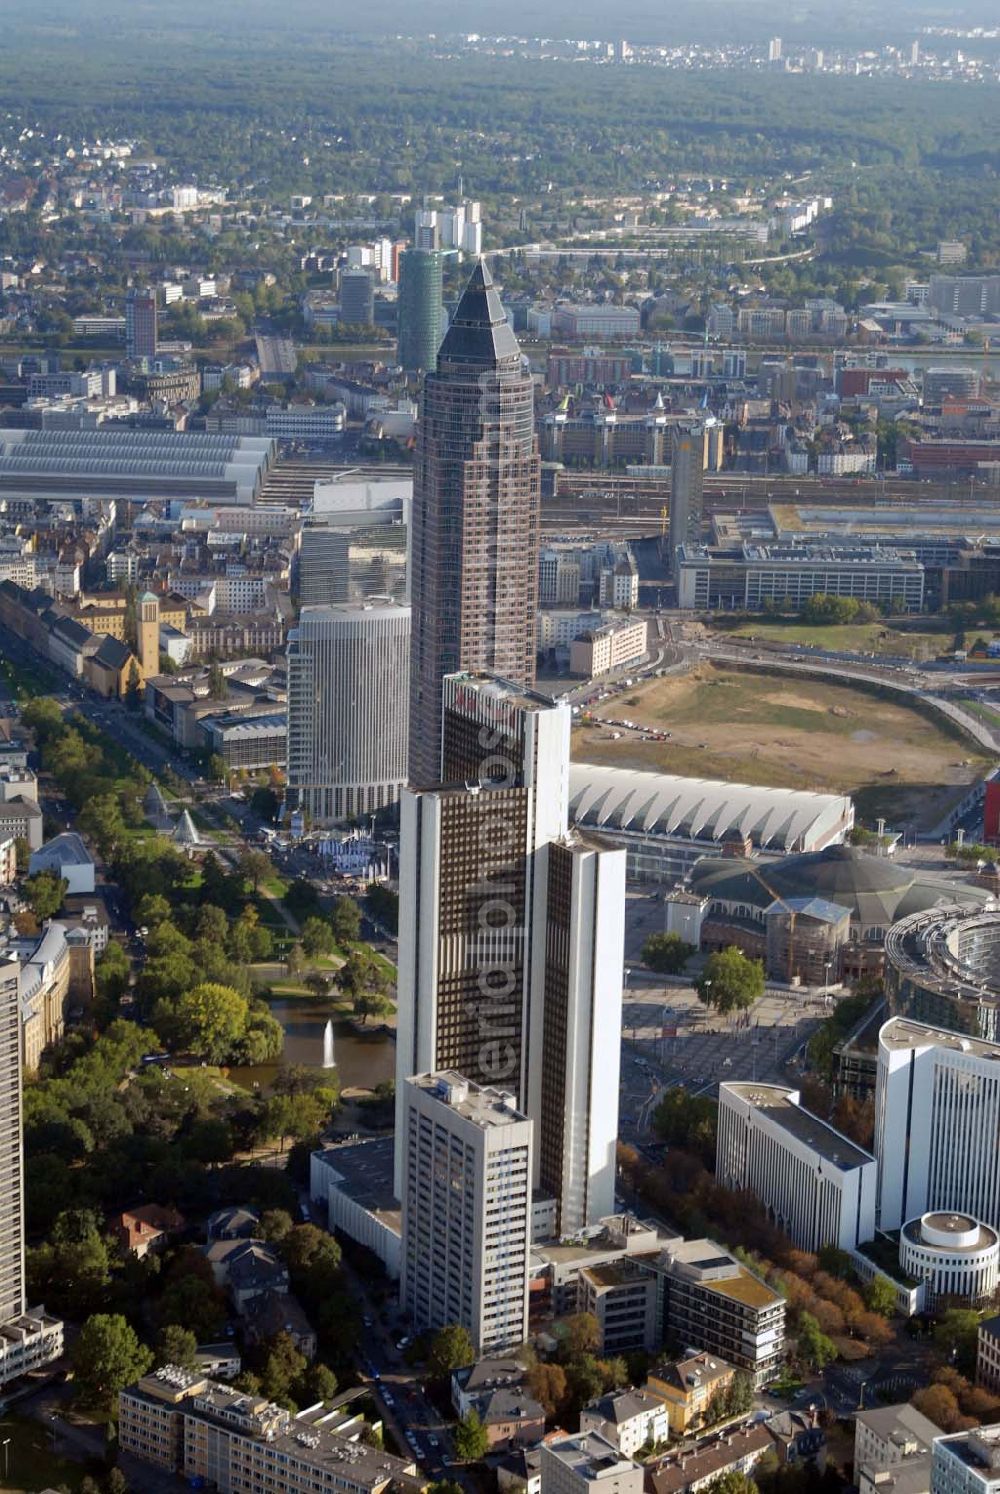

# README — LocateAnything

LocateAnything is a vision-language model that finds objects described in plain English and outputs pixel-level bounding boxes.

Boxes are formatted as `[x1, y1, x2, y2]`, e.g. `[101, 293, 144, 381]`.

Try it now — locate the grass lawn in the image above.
[262, 873, 290, 899]
[959, 698, 1000, 729]
[0, 1413, 97, 1492]
[724, 620, 952, 659]
[573, 663, 989, 831]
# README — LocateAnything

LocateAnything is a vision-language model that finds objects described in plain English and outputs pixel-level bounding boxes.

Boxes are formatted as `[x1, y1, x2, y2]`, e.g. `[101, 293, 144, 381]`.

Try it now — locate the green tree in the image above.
[641, 932, 695, 974]
[365, 883, 398, 932]
[156, 1324, 199, 1372]
[652, 1088, 717, 1166]
[726, 1371, 754, 1419]
[301, 916, 334, 959]
[696, 947, 764, 1015]
[238, 849, 271, 894]
[453, 1408, 489, 1461]
[339, 946, 391, 1020]
[72, 1313, 153, 1411]
[250, 785, 280, 822]
[23, 871, 68, 921]
[703, 1475, 759, 1494]
[286, 942, 305, 976]
[173, 981, 249, 1062]
[796, 1311, 837, 1372]
[95, 940, 131, 1009]
[261, 1208, 295, 1244]
[428, 1323, 475, 1380]
[260, 1331, 307, 1406]
[78, 793, 127, 857]
[206, 662, 228, 700]
[352, 987, 394, 1025]
[934, 1309, 981, 1375]
[562, 1312, 601, 1356]
[299, 1361, 338, 1405]
[330, 896, 362, 945]
[864, 1275, 897, 1318]
[565, 1352, 605, 1411]
[134, 893, 173, 929]
[21, 696, 64, 744]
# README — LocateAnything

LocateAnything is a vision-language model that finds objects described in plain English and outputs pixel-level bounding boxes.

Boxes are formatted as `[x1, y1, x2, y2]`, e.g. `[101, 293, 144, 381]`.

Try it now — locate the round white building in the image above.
[899, 1212, 999, 1308]
[286, 601, 410, 825]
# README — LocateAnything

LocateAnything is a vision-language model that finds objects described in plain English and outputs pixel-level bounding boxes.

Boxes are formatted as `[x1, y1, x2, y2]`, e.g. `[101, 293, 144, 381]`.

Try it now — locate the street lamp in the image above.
[1, 1438, 10, 1481]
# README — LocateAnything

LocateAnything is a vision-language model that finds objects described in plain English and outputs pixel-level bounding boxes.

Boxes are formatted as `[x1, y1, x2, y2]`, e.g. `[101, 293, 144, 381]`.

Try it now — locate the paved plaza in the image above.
[618, 892, 833, 1142]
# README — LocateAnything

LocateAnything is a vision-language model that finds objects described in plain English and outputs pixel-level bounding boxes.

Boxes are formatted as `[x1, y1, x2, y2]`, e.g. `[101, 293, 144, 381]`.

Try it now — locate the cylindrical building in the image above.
[883, 905, 1000, 1040]
[286, 601, 410, 825]
[899, 1212, 999, 1308]
[397, 249, 444, 373]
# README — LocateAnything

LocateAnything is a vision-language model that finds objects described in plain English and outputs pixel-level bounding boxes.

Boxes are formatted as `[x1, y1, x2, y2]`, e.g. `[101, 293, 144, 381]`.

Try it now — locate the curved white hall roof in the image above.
[569, 762, 852, 853]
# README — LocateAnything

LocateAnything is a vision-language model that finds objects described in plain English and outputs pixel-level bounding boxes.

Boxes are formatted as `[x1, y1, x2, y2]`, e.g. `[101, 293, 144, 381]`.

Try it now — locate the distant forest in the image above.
[0, 27, 996, 273]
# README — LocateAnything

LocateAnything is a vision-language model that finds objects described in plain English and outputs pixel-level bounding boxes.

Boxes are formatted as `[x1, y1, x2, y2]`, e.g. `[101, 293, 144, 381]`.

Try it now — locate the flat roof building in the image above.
[854, 1400, 940, 1476]
[676, 540, 925, 613]
[119, 1366, 414, 1493]
[310, 1137, 401, 1280]
[717, 1081, 877, 1253]
[661, 1238, 786, 1388]
[932, 1424, 1000, 1493]
[540, 1431, 643, 1494]
[400, 1073, 532, 1353]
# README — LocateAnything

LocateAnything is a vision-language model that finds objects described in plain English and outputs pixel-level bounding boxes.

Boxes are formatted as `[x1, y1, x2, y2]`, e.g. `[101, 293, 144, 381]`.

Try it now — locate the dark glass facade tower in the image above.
[408, 260, 541, 785]
[397, 249, 444, 373]
[668, 421, 705, 579]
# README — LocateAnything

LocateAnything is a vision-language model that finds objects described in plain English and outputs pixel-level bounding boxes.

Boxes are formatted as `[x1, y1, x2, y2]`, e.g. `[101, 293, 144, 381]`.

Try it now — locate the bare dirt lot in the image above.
[571, 664, 990, 829]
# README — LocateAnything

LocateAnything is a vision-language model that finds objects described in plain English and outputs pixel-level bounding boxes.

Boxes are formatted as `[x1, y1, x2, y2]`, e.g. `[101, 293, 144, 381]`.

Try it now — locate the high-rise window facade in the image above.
[408, 261, 540, 785]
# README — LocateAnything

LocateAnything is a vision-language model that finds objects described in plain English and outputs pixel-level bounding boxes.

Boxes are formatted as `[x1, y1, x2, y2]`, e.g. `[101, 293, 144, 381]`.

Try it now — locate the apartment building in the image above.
[854, 1402, 940, 1477]
[933, 1425, 1000, 1493]
[119, 1366, 415, 1493]
[580, 1392, 670, 1459]
[399, 1073, 532, 1354]
[662, 1239, 786, 1388]
[645, 1353, 735, 1439]
[569, 618, 648, 679]
[540, 1431, 643, 1494]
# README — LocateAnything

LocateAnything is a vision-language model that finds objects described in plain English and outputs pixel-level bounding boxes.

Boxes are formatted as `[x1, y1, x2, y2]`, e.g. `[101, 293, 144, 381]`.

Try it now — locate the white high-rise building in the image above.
[400, 1072, 532, 1352]
[768, 35, 783, 61]
[286, 602, 410, 825]
[414, 208, 439, 250]
[875, 1018, 1000, 1233]
[0, 959, 63, 1386]
[717, 1081, 877, 1253]
[394, 673, 625, 1237]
